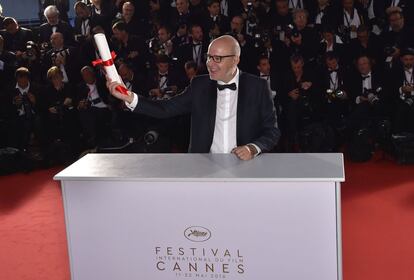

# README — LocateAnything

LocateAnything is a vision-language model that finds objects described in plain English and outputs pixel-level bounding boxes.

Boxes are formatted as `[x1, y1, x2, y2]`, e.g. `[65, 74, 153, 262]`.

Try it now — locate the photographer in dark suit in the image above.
[107, 35, 280, 160]
[391, 48, 414, 133]
[77, 66, 111, 147]
[0, 17, 34, 56]
[347, 55, 391, 133]
[38, 5, 74, 46]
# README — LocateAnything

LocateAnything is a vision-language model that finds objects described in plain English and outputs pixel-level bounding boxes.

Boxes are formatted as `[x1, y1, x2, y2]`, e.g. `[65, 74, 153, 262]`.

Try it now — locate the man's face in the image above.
[206, 40, 239, 82]
[276, 1, 289, 16]
[185, 67, 197, 80]
[75, 6, 89, 18]
[318, 0, 329, 6]
[119, 65, 132, 81]
[401, 55, 414, 69]
[208, 3, 220, 16]
[294, 11, 307, 29]
[157, 62, 169, 74]
[176, 0, 189, 14]
[257, 58, 270, 74]
[191, 26, 203, 42]
[17, 76, 29, 89]
[123, 3, 135, 18]
[389, 13, 404, 31]
[5, 22, 18, 35]
[326, 58, 339, 70]
[230, 17, 243, 33]
[357, 30, 369, 43]
[322, 31, 334, 43]
[47, 13, 59, 25]
[112, 28, 126, 41]
[291, 60, 304, 73]
[342, 0, 354, 10]
[158, 28, 170, 43]
[357, 57, 371, 75]
[50, 33, 64, 49]
[81, 70, 96, 84]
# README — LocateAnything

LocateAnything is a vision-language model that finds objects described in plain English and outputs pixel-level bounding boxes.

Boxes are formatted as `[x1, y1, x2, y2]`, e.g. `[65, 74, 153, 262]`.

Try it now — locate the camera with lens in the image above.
[51, 48, 70, 59]
[363, 87, 381, 104]
[326, 89, 345, 100]
[404, 96, 414, 106]
[144, 130, 159, 145]
[252, 30, 269, 48]
[384, 46, 396, 56]
[25, 41, 37, 59]
[161, 86, 175, 95]
[287, 24, 300, 38]
[75, 34, 87, 43]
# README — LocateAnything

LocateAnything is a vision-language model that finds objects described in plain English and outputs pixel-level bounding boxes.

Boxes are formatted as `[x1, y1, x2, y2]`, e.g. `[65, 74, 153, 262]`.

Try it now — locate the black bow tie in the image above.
[193, 43, 202, 46]
[329, 69, 338, 74]
[159, 74, 168, 78]
[362, 75, 370, 80]
[260, 74, 270, 78]
[217, 83, 237, 91]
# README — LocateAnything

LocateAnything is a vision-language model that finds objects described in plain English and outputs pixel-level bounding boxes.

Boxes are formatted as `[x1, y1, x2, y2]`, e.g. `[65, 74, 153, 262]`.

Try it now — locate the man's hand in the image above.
[402, 85, 414, 94]
[27, 92, 36, 104]
[301, 81, 312, 90]
[232, 145, 257, 161]
[106, 79, 134, 104]
[288, 88, 300, 100]
[13, 95, 23, 106]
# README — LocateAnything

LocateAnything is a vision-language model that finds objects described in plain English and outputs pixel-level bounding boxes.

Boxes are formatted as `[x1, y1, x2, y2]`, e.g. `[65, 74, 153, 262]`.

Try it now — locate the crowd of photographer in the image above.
[0, 0, 414, 164]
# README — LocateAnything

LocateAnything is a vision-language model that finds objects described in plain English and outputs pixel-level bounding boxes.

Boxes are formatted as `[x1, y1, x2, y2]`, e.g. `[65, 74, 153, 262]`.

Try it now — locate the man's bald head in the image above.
[209, 35, 241, 57]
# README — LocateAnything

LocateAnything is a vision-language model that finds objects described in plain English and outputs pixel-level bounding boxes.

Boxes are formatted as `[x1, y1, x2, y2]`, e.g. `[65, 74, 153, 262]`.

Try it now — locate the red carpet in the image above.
[0, 159, 413, 280]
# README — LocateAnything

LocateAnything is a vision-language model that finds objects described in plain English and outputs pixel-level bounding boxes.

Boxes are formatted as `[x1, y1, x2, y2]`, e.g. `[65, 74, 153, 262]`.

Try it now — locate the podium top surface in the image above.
[54, 153, 345, 182]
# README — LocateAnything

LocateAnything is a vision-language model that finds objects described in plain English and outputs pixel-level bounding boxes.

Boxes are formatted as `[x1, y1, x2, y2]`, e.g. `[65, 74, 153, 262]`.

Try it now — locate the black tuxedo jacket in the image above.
[38, 21, 74, 45]
[0, 27, 34, 52]
[133, 72, 280, 153]
[348, 70, 386, 106]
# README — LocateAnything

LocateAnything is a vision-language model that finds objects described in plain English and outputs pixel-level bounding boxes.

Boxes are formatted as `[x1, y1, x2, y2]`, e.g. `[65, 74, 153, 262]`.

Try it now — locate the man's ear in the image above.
[234, 56, 240, 65]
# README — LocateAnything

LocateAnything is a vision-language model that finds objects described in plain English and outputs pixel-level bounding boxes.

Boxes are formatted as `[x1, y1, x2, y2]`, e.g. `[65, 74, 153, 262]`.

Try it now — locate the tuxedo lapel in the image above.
[207, 79, 217, 148]
[236, 72, 246, 146]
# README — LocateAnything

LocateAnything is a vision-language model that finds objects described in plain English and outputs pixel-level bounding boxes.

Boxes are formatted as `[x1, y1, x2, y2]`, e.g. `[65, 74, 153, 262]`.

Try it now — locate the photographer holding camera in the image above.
[392, 48, 414, 133]
[284, 9, 319, 66]
[281, 54, 322, 151]
[6, 67, 41, 151]
[42, 32, 78, 84]
[44, 66, 78, 148]
[318, 51, 350, 129]
[347, 55, 391, 135]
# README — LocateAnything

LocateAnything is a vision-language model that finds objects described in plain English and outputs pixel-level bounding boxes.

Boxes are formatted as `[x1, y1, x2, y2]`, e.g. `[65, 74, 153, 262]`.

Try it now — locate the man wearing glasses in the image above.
[107, 35, 280, 160]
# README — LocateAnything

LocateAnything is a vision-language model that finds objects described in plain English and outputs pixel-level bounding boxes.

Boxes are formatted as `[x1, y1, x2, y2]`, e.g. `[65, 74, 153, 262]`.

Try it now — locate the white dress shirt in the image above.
[356, 72, 372, 104]
[15, 82, 31, 116]
[126, 68, 261, 155]
[87, 83, 107, 108]
[343, 9, 361, 39]
[260, 72, 276, 99]
[399, 68, 414, 99]
[209, 69, 240, 153]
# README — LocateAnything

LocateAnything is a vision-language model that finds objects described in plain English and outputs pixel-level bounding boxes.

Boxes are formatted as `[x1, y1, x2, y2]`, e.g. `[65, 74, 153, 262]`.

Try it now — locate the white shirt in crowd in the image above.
[343, 8, 361, 39]
[15, 82, 31, 116]
[87, 83, 107, 108]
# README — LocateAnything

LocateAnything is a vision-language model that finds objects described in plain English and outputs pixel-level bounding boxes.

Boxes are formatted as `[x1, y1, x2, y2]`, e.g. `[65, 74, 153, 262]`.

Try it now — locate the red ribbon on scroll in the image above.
[92, 51, 129, 95]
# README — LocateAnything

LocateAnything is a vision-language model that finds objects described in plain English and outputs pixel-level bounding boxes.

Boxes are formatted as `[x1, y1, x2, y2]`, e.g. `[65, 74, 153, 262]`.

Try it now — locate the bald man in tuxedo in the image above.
[108, 35, 280, 160]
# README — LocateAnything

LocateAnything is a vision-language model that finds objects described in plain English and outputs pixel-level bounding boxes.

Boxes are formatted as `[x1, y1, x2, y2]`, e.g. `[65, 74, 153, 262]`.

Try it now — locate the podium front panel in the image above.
[62, 180, 339, 280]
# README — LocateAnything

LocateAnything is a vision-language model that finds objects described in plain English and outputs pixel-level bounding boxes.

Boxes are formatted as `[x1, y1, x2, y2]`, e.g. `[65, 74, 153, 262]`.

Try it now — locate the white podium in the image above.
[55, 153, 345, 280]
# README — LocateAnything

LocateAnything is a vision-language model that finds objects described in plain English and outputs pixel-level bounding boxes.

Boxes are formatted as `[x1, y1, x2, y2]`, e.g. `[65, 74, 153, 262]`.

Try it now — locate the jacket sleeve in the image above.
[133, 82, 193, 119]
[252, 79, 281, 152]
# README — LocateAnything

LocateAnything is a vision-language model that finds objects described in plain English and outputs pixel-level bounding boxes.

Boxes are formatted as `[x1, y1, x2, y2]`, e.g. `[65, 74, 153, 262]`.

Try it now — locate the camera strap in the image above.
[344, 10, 355, 27]
[404, 69, 413, 86]
[289, 0, 302, 9]
[329, 72, 339, 90]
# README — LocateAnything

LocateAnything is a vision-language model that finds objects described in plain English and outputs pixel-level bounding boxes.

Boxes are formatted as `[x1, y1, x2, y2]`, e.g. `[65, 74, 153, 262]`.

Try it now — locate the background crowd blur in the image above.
[0, 0, 414, 167]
